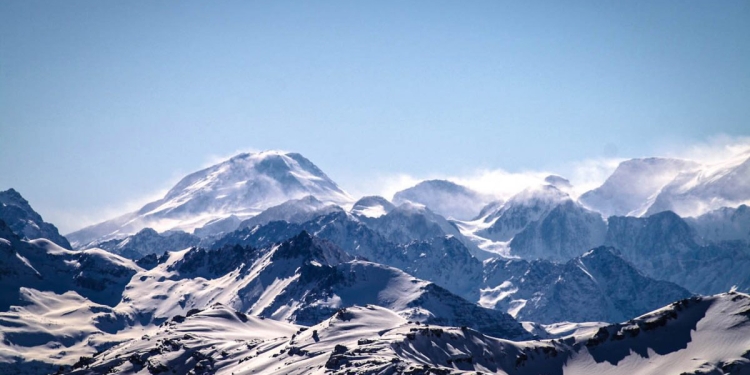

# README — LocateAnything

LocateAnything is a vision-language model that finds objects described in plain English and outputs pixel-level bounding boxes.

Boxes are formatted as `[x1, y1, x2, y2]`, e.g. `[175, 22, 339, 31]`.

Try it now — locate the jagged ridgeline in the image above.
[1, 149, 750, 374]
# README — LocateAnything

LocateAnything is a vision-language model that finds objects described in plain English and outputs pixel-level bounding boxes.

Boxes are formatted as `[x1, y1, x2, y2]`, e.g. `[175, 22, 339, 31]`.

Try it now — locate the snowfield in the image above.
[64, 293, 750, 375]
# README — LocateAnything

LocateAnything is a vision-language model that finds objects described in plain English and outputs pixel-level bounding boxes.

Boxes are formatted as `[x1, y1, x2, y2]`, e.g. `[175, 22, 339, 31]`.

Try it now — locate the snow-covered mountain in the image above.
[392, 179, 491, 220]
[606, 211, 750, 294]
[363, 202, 490, 258]
[481, 247, 691, 323]
[212, 209, 492, 300]
[470, 185, 606, 261]
[6, 146, 750, 374]
[476, 185, 571, 242]
[687, 204, 750, 243]
[579, 157, 700, 218]
[211, 212, 693, 324]
[66, 151, 353, 248]
[509, 200, 607, 261]
[94, 228, 200, 259]
[68, 292, 750, 375]
[646, 152, 750, 217]
[0, 188, 71, 249]
[0, 230, 530, 374]
[0, 220, 140, 311]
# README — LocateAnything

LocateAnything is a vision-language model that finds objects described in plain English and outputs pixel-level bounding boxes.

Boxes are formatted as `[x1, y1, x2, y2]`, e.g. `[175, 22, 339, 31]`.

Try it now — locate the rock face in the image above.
[0, 188, 71, 249]
[393, 179, 490, 220]
[605, 211, 750, 294]
[93, 228, 200, 259]
[66, 151, 353, 248]
[481, 247, 691, 324]
[579, 157, 700, 218]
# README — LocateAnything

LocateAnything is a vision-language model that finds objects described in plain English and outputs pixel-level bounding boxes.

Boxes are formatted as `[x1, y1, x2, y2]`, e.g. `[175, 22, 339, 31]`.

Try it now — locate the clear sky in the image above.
[1, 1, 749, 233]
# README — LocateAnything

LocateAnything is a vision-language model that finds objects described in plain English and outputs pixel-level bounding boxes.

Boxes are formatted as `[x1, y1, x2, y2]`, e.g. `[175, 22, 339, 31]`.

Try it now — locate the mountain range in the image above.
[1, 149, 750, 374]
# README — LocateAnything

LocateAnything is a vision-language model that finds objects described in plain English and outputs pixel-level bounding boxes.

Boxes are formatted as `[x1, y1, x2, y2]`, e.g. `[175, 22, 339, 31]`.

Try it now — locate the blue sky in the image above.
[1, 1, 749, 232]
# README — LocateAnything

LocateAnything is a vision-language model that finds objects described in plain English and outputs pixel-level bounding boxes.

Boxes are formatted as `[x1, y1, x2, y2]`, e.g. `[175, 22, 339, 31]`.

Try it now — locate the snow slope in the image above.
[69, 293, 750, 375]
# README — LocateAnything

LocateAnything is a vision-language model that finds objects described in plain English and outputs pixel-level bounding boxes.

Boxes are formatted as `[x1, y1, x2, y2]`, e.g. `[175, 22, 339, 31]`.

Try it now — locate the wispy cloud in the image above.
[661, 134, 750, 164]
[201, 147, 263, 168]
[350, 158, 622, 203]
[53, 187, 169, 234]
[352, 136, 750, 203]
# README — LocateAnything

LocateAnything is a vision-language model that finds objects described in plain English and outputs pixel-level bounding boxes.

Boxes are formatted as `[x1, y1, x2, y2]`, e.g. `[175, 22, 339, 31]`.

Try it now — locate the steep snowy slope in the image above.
[93, 228, 199, 259]
[70, 293, 750, 375]
[606, 211, 750, 294]
[646, 152, 750, 217]
[67, 151, 353, 248]
[687, 204, 750, 243]
[579, 158, 700, 217]
[481, 247, 691, 323]
[0, 189, 71, 249]
[393, 179, 491, 220]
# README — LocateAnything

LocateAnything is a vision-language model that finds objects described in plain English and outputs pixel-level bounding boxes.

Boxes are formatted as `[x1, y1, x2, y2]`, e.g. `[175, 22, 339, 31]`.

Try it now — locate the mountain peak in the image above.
[392, 179, 490, 220]
[351, 196, 395, 218]
[67, 151, 352, 247]
[0, 188, 71, 249]
[579, 157, 700, 218]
